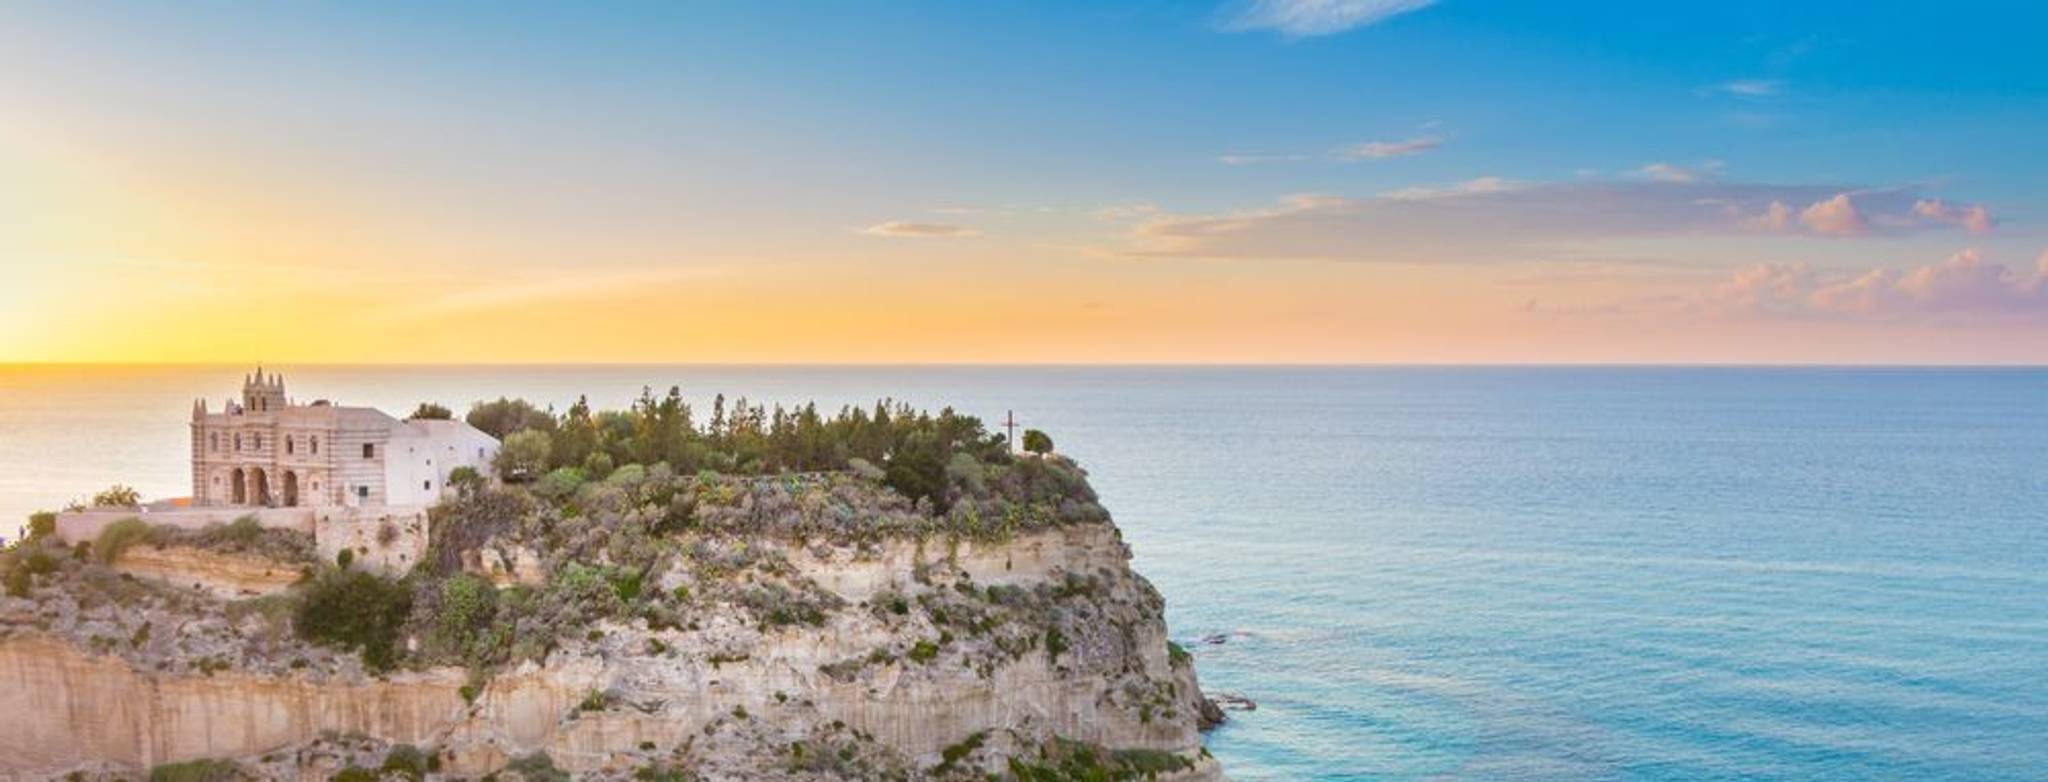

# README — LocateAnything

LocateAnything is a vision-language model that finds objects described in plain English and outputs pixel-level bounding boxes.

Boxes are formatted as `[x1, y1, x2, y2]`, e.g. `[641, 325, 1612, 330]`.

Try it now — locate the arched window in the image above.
[234, 434, 242, 451]
[286, 436, 295, 455]
[311, 436, 320, 455]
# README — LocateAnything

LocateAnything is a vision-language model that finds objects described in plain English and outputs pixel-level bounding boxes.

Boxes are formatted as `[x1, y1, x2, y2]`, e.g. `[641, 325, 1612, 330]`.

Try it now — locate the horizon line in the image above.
[4, 361, 2047, 370]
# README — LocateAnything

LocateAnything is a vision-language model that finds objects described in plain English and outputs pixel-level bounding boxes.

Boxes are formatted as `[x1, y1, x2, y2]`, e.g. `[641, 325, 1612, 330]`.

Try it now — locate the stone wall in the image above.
[312, 506, 429, 574]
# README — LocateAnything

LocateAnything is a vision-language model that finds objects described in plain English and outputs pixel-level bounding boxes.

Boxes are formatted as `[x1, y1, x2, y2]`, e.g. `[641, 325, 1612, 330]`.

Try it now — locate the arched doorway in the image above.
[231, 468, 246, 505]
[250, 468, 270, 507]
[282, 471, 299, 507]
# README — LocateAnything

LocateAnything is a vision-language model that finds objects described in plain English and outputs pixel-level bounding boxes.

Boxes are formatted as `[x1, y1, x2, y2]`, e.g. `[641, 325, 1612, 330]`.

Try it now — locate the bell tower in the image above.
[243, 366, 287, 413]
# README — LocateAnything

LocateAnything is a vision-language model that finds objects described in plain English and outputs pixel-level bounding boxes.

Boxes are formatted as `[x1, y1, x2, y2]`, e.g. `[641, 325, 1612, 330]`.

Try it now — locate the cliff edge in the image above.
[1, 456, 1224, 781]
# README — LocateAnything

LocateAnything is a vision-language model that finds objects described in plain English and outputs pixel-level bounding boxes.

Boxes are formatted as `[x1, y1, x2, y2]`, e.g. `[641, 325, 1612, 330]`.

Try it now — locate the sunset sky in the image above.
[3, 1, 2045, 364]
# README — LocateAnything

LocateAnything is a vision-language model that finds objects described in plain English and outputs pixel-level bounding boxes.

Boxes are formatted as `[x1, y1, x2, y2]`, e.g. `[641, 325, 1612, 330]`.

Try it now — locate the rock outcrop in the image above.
[0, 521, 1222, 780]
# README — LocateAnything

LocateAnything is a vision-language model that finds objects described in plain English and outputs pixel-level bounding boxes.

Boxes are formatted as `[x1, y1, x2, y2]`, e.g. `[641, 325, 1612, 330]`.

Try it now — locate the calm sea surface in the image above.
[2, 365, 2044, 781]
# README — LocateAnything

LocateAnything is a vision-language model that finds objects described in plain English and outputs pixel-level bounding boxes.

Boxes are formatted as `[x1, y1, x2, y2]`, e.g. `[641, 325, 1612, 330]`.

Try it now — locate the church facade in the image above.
[190, 369, 499, 509]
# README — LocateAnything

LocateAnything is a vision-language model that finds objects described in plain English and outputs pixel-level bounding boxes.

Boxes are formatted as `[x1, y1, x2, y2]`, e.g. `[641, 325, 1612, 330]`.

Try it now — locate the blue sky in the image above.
[3, 1, 2045, 362]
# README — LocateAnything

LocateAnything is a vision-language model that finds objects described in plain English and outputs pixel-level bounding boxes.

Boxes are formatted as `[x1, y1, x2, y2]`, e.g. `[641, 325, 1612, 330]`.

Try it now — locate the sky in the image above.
[2, 0, 2046, 364]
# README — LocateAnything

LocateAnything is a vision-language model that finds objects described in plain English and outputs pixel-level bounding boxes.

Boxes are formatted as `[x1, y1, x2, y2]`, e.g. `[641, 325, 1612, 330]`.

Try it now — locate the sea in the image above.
[1, 365, 2043, 781]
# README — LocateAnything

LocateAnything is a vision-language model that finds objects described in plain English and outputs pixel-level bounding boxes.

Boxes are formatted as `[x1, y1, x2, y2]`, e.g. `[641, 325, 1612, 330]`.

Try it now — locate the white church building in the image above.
[190, 369, 499, 509]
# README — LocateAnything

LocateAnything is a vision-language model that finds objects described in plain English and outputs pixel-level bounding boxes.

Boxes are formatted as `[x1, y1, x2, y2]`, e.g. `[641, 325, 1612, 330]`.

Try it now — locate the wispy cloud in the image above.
[1111, 179, 1989, 263]
[1700, 79, 1785, 98]
[1218, 153, 1313, 165]
[1632, 160, 1725, 183]
[1381, 176, 1522, 200]
[1221, 0, 1436, 37]
[1341, 135, 1443, 160]
[860, 220, 979, 238]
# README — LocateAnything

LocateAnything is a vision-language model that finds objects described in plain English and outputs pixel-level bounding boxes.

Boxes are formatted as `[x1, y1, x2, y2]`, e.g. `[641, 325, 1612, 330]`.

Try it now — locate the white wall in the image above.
[383, 420, 498, 506]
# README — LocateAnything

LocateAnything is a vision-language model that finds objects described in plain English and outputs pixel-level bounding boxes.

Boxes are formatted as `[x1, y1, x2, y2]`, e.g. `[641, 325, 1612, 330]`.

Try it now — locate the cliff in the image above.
[0, 463, 1224, 781]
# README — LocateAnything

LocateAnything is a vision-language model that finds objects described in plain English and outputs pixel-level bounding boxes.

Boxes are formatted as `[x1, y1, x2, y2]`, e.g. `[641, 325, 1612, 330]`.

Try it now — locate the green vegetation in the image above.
[1004, 738, 1195, 782]
[27, 510, 56, 541]
[90, 484, 142, 509]
[408, 402, 454, 420]
[495, 430, 553, 482]
[379, 744, 429, 781]
[293, 568, 414, 670]
[447, 465, 486, 497]
[1022, 429, 1054, 456]
[94, 517, 154, 564]
[148, 758, 243, 782]
[328, 767, 377, 782]
[502, 752, 571, 782]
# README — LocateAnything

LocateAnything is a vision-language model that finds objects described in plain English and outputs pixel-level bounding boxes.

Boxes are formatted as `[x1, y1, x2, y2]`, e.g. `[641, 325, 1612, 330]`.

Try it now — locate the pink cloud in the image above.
[1742, 200, 1793, 232]
[1703, 249, 2048, 321]
[1797, 193, 1868, 236]
[1912, 199, 1995, 234]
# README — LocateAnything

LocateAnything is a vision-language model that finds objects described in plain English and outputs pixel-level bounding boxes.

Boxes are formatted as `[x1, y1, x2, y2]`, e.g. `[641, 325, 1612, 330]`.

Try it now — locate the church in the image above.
[190, 369, 500, 509]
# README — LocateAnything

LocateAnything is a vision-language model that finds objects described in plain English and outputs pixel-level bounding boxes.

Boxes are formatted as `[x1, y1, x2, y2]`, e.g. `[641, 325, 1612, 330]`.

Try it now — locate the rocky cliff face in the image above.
[0, 522, 1223, 780]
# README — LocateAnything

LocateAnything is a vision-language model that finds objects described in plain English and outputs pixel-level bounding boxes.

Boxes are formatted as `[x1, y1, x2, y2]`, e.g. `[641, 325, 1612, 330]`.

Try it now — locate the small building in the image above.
[190, 369, 499, 509]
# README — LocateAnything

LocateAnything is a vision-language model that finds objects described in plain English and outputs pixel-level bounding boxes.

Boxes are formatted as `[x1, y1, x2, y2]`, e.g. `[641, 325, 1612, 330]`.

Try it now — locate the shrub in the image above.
[95, 518, 154, 564]
[582, 451, 615, 480]
[27, 511, 56, 541]
[447, 466, 486, 497]
[91, 485, 142, 509]
[1044, 627, 1069, 661]
[293, 568, 414, 670]
[381, 744, 429, 781]
[148, 758, 241, 782]
[535, 467, 586, 501]
[328, 766, 377, 782]
[3, 563, 29, 598]
[503, 752, 570, 782]
[336, 548, 354, 569]
[211, 516, 265, 548]
[907, 639, 941, 664]
[436, 572, 498, 658]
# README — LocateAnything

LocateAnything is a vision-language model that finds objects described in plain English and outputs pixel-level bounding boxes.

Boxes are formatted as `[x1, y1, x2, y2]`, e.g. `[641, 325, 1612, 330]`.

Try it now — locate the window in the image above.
[311, 436, 319, 455]
[234, 434, 241, 451]
[209, 432, 219, 451]
[286, 437, 295, 455]
[253, 434, 262, 450]
[362, 443, 375, 459]
[423, 480, 432, 491]
[356, 486, 369, 499]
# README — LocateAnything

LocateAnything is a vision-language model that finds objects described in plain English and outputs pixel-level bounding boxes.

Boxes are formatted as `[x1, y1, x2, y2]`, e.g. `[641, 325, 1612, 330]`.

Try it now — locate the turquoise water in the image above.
[2, 366, 2044, 780]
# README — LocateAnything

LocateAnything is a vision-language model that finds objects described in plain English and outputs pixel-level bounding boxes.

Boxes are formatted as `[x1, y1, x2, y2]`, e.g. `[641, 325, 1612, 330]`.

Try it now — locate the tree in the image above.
[495, 430, 552, 482]
[885, 431, 948, 509]
[90, 485, 142, 509]
[466, 397, 556, 440]
[294, 568, 413, 670]
[1021, 429, 1054, 456]
[409, 402, 454, 420]
[446, 466, 486, 497]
